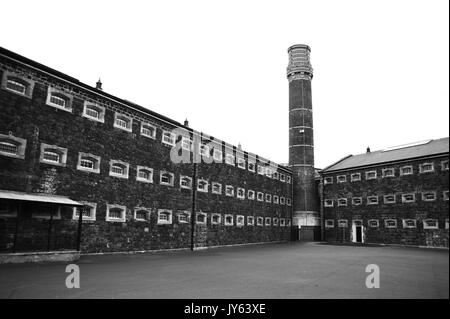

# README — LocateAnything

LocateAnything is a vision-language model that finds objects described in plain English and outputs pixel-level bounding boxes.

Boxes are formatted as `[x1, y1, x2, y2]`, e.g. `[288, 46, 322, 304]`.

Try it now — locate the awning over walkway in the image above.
[0, 190, 84, 206]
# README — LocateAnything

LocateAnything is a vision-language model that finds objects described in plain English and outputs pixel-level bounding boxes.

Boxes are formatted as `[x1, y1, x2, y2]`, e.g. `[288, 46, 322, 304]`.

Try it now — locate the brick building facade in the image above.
[321, 139, 449, 247]
[0, 47, 293, 253]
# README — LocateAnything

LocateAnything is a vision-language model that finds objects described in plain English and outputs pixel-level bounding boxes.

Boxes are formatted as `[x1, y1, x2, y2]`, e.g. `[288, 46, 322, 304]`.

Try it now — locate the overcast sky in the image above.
[2, 0, 448, 168]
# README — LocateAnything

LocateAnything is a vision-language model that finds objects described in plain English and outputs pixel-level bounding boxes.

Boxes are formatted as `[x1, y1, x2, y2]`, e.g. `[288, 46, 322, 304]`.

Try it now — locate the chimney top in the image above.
[96, 78, 102, 90]
[366, 146, 371, 153]
[184, 119, 189, 127]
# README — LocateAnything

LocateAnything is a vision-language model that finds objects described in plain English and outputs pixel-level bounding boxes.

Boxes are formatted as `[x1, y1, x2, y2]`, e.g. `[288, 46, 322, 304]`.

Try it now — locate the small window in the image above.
[280, 218, 286, 227]
[337, 198, 347, 206]
[197, 179, 209, 192]
[77, 152, 101, 173]
[114, 113, 132, 132]
[280, 197, 286, 205]
[338, 220, 348, 228]
[247, 190, 255, 200]
[445, 219, 449, 230]
[423, 219, 439, 229]
[385, 219, 397, 228]
[324, 177, 333, 185]
[400, 165, 413, 176]
[368, 220, 379, 228]
[273, 218, 279, 226]
[286, 219, 292, 226]
[273, 195, 279, 204]
[419, 163, 434, 173]
[225, 185, 234, 197]
[265, 194, 272, 203]
[199, 144, 210, 157]
[402, 193, 416, 203]
[213, 149, 223, 162]
[273, 172, 279, 180]
[265, 167, 272, 178]
[337, 175, 347, 183]
[286, 175, 292, 184]
[422, 191, 436, 201]
[237, 188, 245, 199]
[441, 160, 449, 171]
[134, 208, 150, 222]
[178, 212, 190, 223]
[352, 197, 362, 206]
[211, 213, 221, 225]
[6, 79, 26, 94]
[366, 171, 377, 180]
[402, 219, 416, 229]
[247, 216, 255, 226]
[106, 204, 126, 222]
[225, 153, 235, 165]
[212, 182, 222, 194]
[353, 220, 363, 227]
[325, 220, 334, 228]
[443, 191, 449, 201]
[109, 160, 129, 179]
[324, 199, 334, 207]
[257, 165, 265, 175]
[162, 131, 176, 146]
[224, 214, 234, 226]
[141, 123, 156, 139]
[280, 173, 286, 182]
[286, 198, 292, 206]
[350, 173, 361, 182]
[236, 215, 245, 227]
[265, 217, 271, 226]
[237, 157, 246, 169]
[72, 202, 96, 221]
[256, 217, 264, 226]
[0, 134, 27, 159]
[382, 168, 395, 178]
[46, 87, 73, 112]
[160, 171, 174, 186]
[248, 162, 256, 172]
[157, 210, 173, 225]
[39, 143, 67, 166]
[180, 176, 192, 189]
[1, 72, 34, 98]
[83, 102, 105, 123]
[136, 166, 153, 183]
[367, 196, 379, 205]
[383, 195, 396, 204]
[196, 212, 207, 225]
[257, 192, 264, 201]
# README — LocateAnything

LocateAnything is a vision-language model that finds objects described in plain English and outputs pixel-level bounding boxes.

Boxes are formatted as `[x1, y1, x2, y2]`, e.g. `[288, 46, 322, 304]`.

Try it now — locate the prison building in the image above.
[321, 138, 449, 247]
[0, 47, 293, 254]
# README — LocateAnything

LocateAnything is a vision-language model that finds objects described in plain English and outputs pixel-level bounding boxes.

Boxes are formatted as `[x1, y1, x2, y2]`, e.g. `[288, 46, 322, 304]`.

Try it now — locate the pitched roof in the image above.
[323, 137, 449, 172]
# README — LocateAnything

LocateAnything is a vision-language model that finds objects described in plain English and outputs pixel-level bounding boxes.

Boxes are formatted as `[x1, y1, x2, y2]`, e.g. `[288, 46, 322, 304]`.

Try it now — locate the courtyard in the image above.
[0, 242, 448, 299]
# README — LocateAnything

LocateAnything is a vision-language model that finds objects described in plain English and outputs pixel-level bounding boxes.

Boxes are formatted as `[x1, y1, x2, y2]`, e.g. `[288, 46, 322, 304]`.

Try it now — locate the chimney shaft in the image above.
[96, 79, 102, 90]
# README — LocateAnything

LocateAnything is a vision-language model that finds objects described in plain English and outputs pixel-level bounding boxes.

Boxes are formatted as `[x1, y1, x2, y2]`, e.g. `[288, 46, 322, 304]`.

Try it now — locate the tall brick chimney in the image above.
[287, 44, 319, 232]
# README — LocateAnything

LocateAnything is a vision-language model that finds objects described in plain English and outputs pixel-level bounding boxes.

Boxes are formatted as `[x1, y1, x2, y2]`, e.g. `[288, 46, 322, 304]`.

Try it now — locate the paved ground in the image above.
[0, 242, 448, 299]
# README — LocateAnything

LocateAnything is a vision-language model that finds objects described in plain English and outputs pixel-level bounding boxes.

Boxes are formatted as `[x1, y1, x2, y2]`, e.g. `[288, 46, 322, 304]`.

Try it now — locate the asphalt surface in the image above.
[0, 242, 448, 298]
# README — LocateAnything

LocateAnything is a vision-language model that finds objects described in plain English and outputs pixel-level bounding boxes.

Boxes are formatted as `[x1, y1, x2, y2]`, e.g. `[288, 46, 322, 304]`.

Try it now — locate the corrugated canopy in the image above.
[323, 137, 449, 172]
[0, 190, 84, 206]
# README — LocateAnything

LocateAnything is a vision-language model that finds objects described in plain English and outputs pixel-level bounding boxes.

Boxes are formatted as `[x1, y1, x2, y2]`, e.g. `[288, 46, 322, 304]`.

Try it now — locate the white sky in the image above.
[1, 0, 448, 168]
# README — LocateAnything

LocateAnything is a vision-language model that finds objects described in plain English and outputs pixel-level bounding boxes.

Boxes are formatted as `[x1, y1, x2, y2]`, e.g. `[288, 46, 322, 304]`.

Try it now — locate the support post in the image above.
[76, 205, 83, 251]
[47, 205, 55, 251]
[12, 201, 22, 253]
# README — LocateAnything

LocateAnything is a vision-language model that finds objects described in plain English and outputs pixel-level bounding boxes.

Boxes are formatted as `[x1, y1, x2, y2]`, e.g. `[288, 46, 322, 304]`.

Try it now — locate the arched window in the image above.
[2, 72, 34, 98]
[109, 160, 129, 178]
[157, 210, 172, 224]
[83, 102, 105, 123]
[6, 79, 26, 95]
[0, 141, 18, 155]
[136, 166, 153, 183]
[0, 135, 27, 159]
[141, 123, 156, 139]
[77, 153, 101, 173]
[39, 143, 67, 166]
[46, 87, 73, 112]
[160, 171, 174, 186]
[106, 204, 126, 222]
[134, 208, 150, 221]
[180, 176, 192, 189]
[114, 113, 132, 132]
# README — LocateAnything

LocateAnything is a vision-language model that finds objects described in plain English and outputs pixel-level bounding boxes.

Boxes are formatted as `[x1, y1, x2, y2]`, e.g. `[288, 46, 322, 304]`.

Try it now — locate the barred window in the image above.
[46, 87, 72, 112]
[367, 196, 379, 205]
[422, 192, 436, 201]
[366, 171, 377, 180]
[136, 166, 153, 183]
[402, 219, 416, 228]
[157, 210, 172, 225]
[114, 113, 132, 132]
[351, 173, 361, 182]
[160, 171, 174, 186]
[224, 214, 233, 226]
[1, 72, 34, 98]
[382, 168, 395, 177]
[400, 166, 413, 175]
[162, 131, 176, 146]
[211, 214, 221, 225]
[72, 202, 96, 221]
[212, 182, 222, 194]
[197, 179, 209, 192]
[180, 176, 192, 189]
[134, 208, 150, 221]
[141, 123, 156, 139]
[352, 197, 362, 206]
[337, 175, 347, 183]
[77, 153, 101, 173]
[325, 220, 334, 228]
[237, 188, 245, 199]
[109, 160, 129, 179]
[419, 163, 434, 173]
[40, 143, 67, 166]
[247, 216, 255, 226]
[106, 204, 126, 222]
[423, 219, 438, 229]
[383, 195, 396, 204]
[225, 185, 234, 197]
[385, 219, 397, 228]
[247, 190, 255, 200]
[337, 198, 347, 206]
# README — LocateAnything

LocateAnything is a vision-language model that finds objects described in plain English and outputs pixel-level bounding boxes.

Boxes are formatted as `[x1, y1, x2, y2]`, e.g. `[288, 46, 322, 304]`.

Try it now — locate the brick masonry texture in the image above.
[0, 54, 293, 253]
[322, 157, 449, 247]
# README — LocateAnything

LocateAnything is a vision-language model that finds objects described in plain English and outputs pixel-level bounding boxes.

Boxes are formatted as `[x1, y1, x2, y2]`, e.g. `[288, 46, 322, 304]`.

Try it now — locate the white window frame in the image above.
[180, 175, 192, 189]
[0, 134, 27, 159]
[211, 182, 222, 194]
[225, 185, 234, 197]
[236, 215, 245, 227]
[443, 190, 449, 201]
[445, 219, 449, 230]
[400, 165, 413, 176]
[325, 219, 334, 228]
[441, 160, 449, 171]
[197, 179, 209, 193]
[402, 219, 417, 229]
[237, 157, 246, 169]
[162, 130, 176, 146]
[196, 212, 207, 225]
[237, 187, 245, 199]
[324, 199, 334, 207]
[365, 170, 377, 180]
[280, 218, 286, 227]
[134, 207, 150, 222]
[211, 213, 221, 225]
[337, 175, 347, 183]
[286, 198, 292, 206]
[350, 173, 361, 182]
[106, 204, 126, 222]
[157, 209, 173, 225]
[286, 219, 292, 226]
[39, 143, 68, 167]
[383, 194, 396, 204]
[72, 202, 97, 221]
[141, 122, 157, 139]
[1, 71, 35, 98]
[82, 101, 105, 123]
[265, 217, 271, 226]
[178, 211, 190, 224]
[273, 195, 279, 204]
[113, 113, 132, 132]
[384, 219, 397, 229]
[224, 214, 234, 226]
[109, 160, 129, 179]
[136, 166, 153, 183]
[265, 194, 272, 203]
[421, 191, 436, 202]
[225, 153, 235, 165]
[213, 149, 223, 162]
[280, 197, 286, 205]
[257, 165, 265, 175]
[199, 144, 210, 157]
[265, 167, 272, 178]
[324, 177, 333, 185]
[286, 175, 292, 184]
[256, 217, 264, 226]
[367, 196, 379, 205]
[77, 152, 101, 173]
[337, 198, 347, 207]
[247, 190, 255, 200]
[402, 193, 416, 203]
[368, 219, 380, 228]
[338, 219, 348, 228]
[419, 162, 434, 173]
[273, 218, 279, 226]
[160, 171, 175, 186]
[352, 197, 362, 206]
[46, 87, 73, 112]
[248, 162, 256, 172]
[280, 173, 286, 182]
[247, 216, 255, 226]
[382, 168, 395, 178]
[257, 192, 264, 202]
[423, 219, 439, 230]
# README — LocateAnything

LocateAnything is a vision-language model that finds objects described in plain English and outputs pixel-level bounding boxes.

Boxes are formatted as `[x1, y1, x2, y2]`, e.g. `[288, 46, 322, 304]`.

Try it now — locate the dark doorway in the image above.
[355, 226, 362, 243]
